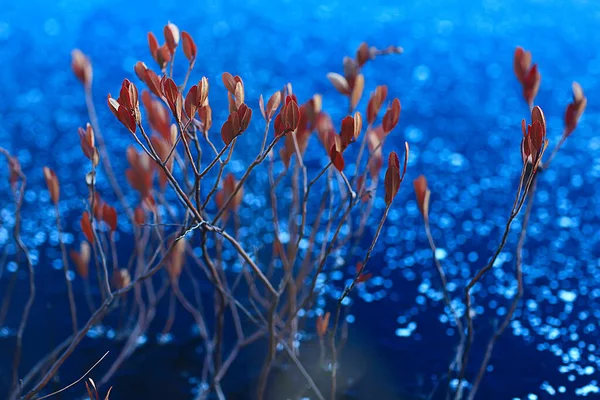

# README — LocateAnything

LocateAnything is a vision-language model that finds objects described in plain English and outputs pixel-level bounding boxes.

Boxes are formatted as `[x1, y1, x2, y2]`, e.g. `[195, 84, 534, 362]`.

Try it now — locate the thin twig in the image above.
[36, 351, 110, 400]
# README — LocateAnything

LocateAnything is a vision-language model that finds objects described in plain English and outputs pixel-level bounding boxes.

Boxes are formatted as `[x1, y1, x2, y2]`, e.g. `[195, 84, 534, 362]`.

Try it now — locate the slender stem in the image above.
[296, 161, 332, 251]
[201, 144, 235, 210]
[55, 203, 78, 335]
[454, 161, 538, 399]
[256, 296, 279, 400]
[542, 130, 567, 171]
[468, 184, 535, 400]
[89, 166, 112, 299]
[330, 205, 390, 399]
[423, 215, 465, 388]
[6, 172, 35, 400]
[180, 61, 195, 93]
[36, 351, 109, 400]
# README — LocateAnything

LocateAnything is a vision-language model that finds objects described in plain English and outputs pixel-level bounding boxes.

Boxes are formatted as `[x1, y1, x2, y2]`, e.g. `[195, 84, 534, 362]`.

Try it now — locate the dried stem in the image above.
[54, 202, 78, 335]
[454, 161, 539, 399]
[468, 183, 535, 400]
[2, 159, 36, 400]
[330, 205, 390, 399]
[422, 213, 465, 390]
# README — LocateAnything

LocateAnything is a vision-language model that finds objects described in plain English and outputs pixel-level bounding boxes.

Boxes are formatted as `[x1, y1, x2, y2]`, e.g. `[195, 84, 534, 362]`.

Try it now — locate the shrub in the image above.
[0, 24, 587, 400]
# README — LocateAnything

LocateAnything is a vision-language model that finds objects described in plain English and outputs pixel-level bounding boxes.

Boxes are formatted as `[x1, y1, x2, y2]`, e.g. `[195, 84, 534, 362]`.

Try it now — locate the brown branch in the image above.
[54, 203, 78, 335]
[0, 148, 36, 400]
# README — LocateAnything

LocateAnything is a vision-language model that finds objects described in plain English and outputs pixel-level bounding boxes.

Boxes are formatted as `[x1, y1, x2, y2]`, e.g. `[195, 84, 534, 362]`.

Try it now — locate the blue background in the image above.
[1, 0, 600, 399]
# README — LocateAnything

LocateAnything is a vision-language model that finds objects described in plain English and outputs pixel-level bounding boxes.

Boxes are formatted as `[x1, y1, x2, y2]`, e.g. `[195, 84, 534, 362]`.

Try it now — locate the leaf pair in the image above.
[329, 112, 363, 171]
[134, 62, 163, 98]
[274, 96, 300, 137]
[366, 85, 388, 125]
[326, 71, 364, 111]
[384, 143, 409, 206]
[279, 95, 320, 168]
[78, 123, 99, 167]
[520, 106, 548, 173]
[148, 23, 180, 70]
[221, 104, 252, 145]
[564, 82, 587, 138]
[43, 167, 60, 205]
[222, 72, 245, 113]
[108, 79, 140, 133]
[184, 77, 209, 120]
[513, 47, 541, 108]
[413, 175, 431, 222]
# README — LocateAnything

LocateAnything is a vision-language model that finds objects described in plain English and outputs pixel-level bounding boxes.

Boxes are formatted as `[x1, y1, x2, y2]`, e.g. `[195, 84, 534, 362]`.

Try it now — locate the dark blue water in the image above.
[1, 0, 600, 399]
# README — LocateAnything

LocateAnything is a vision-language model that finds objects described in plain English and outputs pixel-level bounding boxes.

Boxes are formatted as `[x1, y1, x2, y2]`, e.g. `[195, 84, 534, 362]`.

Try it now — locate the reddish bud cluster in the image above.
[134, 62, 163, 98]
[382, 99, 401, 134]
[274, 96, 300, 137]
[162, 77, 183, 122]
[366, 85, 388, 125]
[564, 82, 587, 138]
[70, 241, 91, 279]
[327, 112, 363, 171]
[326, 42, 402, 112]
[43, 167, 60, 205]
[78, 123, 99, 167]
[71, 49, 93, 88]
[327, 69, 364, 111]
[108, 79, 141, 133]
[222, 72, 246, 113]
[514, 47, 541, 108]
[181, 31, 197, 63]
[520, 106, 548, 172]
[147, 23, 180, 70]
[279, 95, 320, 168]
[384, 143, 409, 206]
[413, 175, 430, 222]
[184, 77, 209, 120]
[221, 103, 252, 145]
[259, 91, 282, 122]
